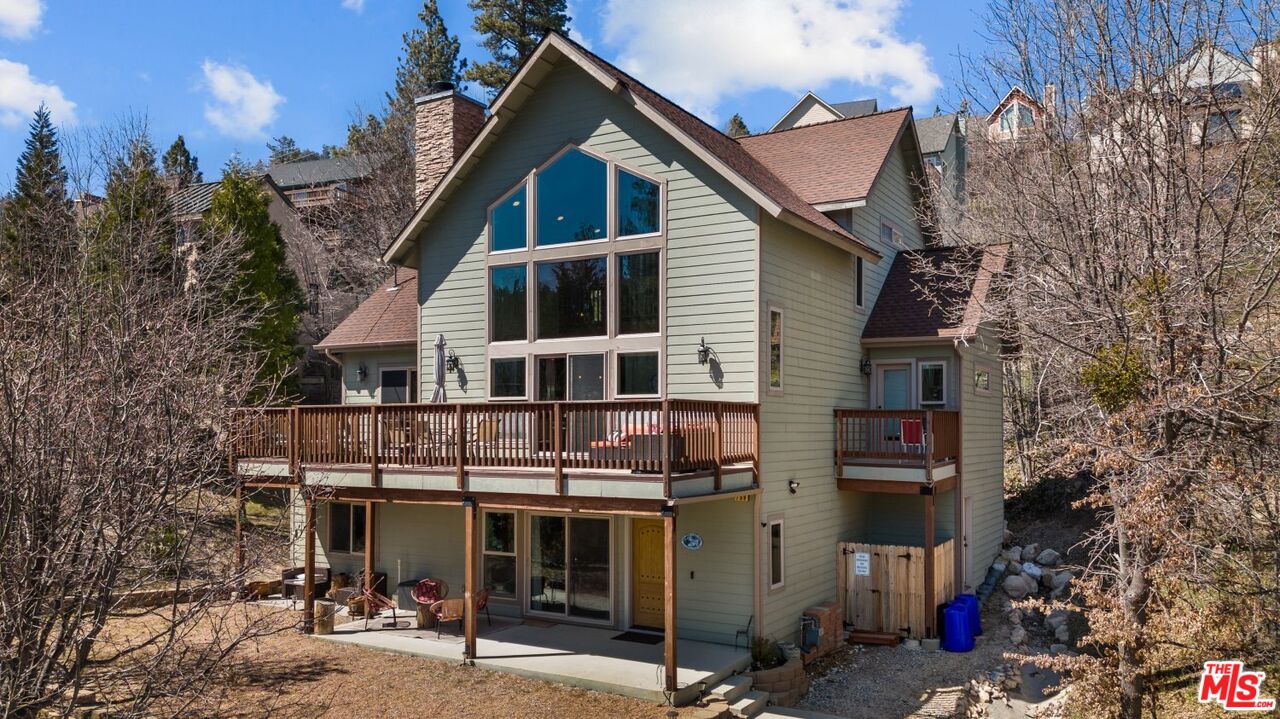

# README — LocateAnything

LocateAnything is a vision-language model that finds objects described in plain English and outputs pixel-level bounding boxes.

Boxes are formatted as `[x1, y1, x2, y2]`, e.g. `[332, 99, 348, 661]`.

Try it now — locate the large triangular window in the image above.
[535, 149, 608, 246]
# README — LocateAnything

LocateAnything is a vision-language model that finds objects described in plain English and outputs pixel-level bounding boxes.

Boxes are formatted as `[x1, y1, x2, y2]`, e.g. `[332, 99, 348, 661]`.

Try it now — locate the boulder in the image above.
[1003, 574, 1032, 599]
[1022, 562, 1044, 580]
[1003, 529, 1014, 546]
[1050, 643, 1070, 656]
[1002, 546, 1023, 564]
[1040, 570, 1056, 588]
[1051, 571, 1073, 592]
[1021, 544, 1040, 562]
[1055, 623, 1071, 643]
[1007, 608, 1023, 625]
[1045, 610, 1069, 631]
[1011, 626, 1026, 645]
[1019, 572, 1037, 593]
[1036, 548, 1062, 566]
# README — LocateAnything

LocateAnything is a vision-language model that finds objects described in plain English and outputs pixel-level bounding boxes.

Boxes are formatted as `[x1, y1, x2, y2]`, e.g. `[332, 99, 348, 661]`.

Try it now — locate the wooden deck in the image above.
[834, 408, 959, 485]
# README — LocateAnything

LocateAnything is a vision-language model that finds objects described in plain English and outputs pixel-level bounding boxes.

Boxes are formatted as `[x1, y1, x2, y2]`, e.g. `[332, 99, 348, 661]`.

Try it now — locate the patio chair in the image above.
[281, 566, 330, 607]
[734, 615, 754, 650]
[411, 578, 449, 607]
[362, 587, 401, 630]
[428, 590, 491, 639]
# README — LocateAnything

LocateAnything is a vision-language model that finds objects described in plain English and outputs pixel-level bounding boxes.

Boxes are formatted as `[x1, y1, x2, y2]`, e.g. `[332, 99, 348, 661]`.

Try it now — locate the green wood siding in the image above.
[337, 348, 417, 405]
[414, 61, 758, 402]
[675, 499, 755, 644]
[959, 329, 1005, 588]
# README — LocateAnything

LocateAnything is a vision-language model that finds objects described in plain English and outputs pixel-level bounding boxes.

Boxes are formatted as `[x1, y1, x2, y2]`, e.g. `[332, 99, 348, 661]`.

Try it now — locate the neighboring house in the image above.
[231, 33, 1006, 706]
[769, 91, 879, 131]
[266, 154, 380, 210]
[986, 86, 1046, 141]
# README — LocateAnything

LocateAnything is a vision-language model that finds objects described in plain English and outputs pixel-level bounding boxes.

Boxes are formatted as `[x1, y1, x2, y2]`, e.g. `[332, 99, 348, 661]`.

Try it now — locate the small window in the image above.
[483, 511, 517, 597]
[768, 519, 785, 589]
[490, 184, 527, 252]
[536, 149, 607, 246]
[491, 357, 527, 398]
[1205, 110, 1241, 145]
[329, 503, 367, 554]
[490, 265, 527, 342]
[920, 362, 945, 406]
[617, 351, 659, 396]
[617, 168, 660, 237]
[974, 368, 991, 392]
[618, 252, 659, 334]
[1018, 104, 1035, 128]
[855, 256, 864, 309]
[537, 257, 607, 339]
[768, 308, 784, 391]
[880, 223, 897, 246]
[1000, 106, 1016, 132]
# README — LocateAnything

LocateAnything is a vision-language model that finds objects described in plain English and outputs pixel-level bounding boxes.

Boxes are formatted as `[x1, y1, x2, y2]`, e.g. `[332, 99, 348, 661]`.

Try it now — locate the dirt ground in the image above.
[102, 604, 709, 719]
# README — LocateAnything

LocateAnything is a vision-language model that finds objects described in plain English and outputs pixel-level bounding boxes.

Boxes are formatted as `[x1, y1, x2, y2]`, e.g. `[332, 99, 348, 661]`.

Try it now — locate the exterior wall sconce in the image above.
[860, 358, 872, 375]
[788, 480, 800, 494]
[446, 350, 460, 373]
[356, 363, 369, 382]
[697, 337, 711, 365]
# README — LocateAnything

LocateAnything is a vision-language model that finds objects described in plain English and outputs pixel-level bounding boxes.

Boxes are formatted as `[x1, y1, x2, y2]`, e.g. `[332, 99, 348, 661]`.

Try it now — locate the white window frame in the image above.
[614, 165, 664, 241]
[488, 263, 529, 344]
[482, 509, 518, 599]
[532, 144, 613, 250]
[767, 306, 784, 394]
[488, 356, 529, 400]
[767, 517, 785, 590]
[534, 255, 611, 342]
[377, 365, 417, 404]
[486, 180, 530, 255]
[328, 502, 366, 556]
[880, 221, 901, 248]
[615, 349, 662, 399]
[974, 365, 993, 395]
[615, 249, 663, 338]
[525, 511, 615, 625]
[918, 361, 947, 407]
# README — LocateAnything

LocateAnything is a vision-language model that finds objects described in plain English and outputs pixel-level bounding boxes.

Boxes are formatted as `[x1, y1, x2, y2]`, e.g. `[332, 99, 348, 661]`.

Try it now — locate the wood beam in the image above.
[464, 498, 479, 662]
[663, 507, 678, 693]
[837, 478, 926, 494]
[234, 485, 245, 586]
[302, 497, 316, 634]
[923, 491, 936, 639]
[322, 486, 667, 514]
[364, 501, 375, 592]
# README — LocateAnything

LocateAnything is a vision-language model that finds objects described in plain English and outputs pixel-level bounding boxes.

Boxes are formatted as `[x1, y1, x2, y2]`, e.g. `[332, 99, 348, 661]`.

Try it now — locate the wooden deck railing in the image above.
[834, 409, 960, 467]
[231, 400, 759, 495]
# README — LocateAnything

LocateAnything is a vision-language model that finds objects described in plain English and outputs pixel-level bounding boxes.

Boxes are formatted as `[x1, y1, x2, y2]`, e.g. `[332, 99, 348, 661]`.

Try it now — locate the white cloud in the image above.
[0, 0, 41, 39]
[601, 0, 941, 121]
[200, 60, 284, 138]
[341, 0, 365, 12]
[0, 59, 75, 128]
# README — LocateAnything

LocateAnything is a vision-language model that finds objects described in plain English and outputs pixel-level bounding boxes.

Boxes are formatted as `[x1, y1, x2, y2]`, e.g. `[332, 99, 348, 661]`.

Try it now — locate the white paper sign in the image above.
[854, 552, 871, 576]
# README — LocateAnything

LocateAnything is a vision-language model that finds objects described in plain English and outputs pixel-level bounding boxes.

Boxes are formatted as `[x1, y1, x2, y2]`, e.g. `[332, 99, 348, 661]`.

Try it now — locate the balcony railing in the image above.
[834, 409, 959, 467]
[231, 399, 759, 495]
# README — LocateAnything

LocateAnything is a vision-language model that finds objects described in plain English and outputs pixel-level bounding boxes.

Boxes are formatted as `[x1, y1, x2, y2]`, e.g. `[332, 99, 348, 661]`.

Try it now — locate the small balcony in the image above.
[231, 400, 758, 500]
[834, 409, 960, 489]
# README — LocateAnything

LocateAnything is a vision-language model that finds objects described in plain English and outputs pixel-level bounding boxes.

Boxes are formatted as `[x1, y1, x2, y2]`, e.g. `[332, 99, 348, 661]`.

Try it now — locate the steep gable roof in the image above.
[737, 108, 914, 206]
[383, 33, 879, 268]
[267, 154, 380, 190]
[315, 270, 418, 350]
[168, 174, 291, 220]
[914, 114, 958, 156]
[830, 99, 879, 117]
[862, 245, 1008, 342]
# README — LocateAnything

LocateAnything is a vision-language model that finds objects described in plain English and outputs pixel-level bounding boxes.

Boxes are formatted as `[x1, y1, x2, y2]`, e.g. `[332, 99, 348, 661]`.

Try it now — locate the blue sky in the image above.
[0, 0, 988, 189]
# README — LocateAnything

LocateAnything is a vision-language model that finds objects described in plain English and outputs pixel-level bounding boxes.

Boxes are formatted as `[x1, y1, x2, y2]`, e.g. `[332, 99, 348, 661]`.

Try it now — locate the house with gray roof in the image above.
[266, 154, 381, 209]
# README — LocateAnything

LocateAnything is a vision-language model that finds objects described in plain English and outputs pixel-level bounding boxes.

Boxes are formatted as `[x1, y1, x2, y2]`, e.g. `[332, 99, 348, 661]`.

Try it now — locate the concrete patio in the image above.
[313, 611, 751, 704]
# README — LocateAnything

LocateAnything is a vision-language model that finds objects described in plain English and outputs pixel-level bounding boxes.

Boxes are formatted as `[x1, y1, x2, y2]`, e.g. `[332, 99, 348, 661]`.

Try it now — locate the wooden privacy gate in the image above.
[839, 540, 955, 639]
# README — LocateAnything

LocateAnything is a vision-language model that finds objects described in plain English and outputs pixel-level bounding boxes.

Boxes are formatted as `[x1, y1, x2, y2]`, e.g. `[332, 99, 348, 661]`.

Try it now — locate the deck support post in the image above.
[663, 505, 678, 694]
[302, 496, 317, 634]
[923, 488, 936, 639]
[364, 501, 375, 592]
[234, 485, 245, 587]
[463, 496, 478, 662]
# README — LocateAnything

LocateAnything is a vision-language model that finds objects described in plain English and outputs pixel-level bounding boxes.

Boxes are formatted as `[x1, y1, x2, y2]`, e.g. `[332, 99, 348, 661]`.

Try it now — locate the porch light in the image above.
[356, 363, 368, 382]
[446, 350, 460, 373]
[697, 337, 711, 366]
[788, 480, 800, 495]
[860, 358, 872, 375]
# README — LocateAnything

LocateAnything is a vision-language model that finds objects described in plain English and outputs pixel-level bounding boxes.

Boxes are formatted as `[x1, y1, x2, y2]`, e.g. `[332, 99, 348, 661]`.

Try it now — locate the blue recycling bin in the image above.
[941, 603, 974, 653]
[954, 593, 982, 636]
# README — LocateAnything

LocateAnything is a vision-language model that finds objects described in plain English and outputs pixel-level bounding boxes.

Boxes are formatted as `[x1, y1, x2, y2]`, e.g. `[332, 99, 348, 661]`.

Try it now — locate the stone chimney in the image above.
[415, 82, 487, 206]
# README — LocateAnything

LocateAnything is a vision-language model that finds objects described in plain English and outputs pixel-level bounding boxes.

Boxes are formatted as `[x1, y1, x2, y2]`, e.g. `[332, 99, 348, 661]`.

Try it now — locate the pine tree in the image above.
[161, 135, 202, 186]
[389, 0, 465, 118]
[88, 135, 175, 282]
[204, 162, 303, 397]
[267, 136, 322, 165]
[2, 104, 72, 275]
[464, 0, 570, 96]
[725, 114, 750, 138]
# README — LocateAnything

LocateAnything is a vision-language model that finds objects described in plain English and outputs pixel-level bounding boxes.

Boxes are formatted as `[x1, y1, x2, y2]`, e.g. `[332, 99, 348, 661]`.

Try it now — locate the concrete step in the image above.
[729, 689, 769, 718]
[755, 707, 850, 719]
[708, 674, 754, 703]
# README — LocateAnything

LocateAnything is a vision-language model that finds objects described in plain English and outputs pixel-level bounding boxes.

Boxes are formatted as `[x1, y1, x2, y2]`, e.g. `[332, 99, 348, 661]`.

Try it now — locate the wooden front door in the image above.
[631, 518, 665, 629]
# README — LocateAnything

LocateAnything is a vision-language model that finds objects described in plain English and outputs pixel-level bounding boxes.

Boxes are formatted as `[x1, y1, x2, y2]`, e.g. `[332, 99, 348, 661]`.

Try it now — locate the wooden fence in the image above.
[839, 539, 955, 639]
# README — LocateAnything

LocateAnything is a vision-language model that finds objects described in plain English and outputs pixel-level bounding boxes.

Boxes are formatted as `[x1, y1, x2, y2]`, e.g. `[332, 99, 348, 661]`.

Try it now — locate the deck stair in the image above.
[728, 690, 770, 718]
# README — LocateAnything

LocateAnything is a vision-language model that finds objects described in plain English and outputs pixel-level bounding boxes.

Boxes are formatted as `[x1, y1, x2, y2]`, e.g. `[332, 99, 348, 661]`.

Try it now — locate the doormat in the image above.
[611, 631, 664, 644]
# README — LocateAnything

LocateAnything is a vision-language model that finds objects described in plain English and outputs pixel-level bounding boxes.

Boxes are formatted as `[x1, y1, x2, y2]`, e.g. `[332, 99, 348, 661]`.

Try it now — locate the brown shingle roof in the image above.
[737, 109, 911, 205]
[315, 270, 418, 350]
[863, 245, 1007, 341]
[558, 36, 875, 255]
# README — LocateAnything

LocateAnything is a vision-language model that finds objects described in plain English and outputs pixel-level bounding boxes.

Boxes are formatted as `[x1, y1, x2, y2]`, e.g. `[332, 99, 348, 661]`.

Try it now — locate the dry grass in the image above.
[101, 604, 704, 719]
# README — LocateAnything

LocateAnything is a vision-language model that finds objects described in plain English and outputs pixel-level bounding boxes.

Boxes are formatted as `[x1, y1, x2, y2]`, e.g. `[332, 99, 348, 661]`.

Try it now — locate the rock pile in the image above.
[961, 663, 1023, 718]
[993, 543, 1074, 601]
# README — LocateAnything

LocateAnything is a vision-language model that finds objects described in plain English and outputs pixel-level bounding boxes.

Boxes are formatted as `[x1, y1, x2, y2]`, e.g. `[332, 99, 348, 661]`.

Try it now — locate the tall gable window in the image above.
[617, 168, 660, 237]
[490, 265, 527, 342]
[490, 185, 527, 252]
[537, 258, 607, 339]
[536, 149, 607, 246]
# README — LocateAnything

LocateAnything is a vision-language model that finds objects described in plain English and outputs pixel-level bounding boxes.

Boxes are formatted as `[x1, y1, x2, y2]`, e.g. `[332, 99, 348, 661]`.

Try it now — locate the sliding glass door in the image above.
[528, 514, 612, 622]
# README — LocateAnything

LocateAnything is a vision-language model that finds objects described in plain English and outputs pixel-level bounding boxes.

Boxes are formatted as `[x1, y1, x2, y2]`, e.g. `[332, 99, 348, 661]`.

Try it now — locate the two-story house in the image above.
[231, 33, 1005, 706]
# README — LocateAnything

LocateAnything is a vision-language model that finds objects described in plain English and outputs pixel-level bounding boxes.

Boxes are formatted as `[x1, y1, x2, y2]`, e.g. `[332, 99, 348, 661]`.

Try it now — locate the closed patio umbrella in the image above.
[431, 334, 447, 403]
